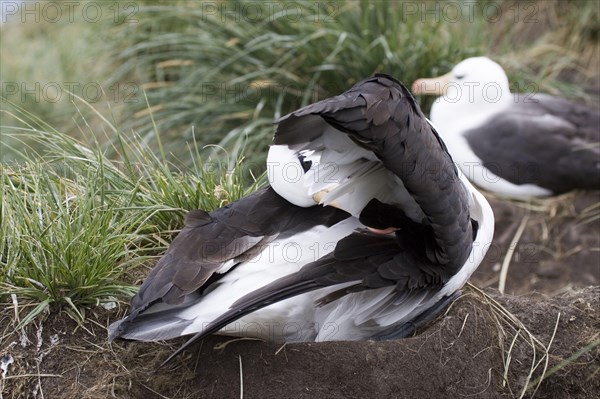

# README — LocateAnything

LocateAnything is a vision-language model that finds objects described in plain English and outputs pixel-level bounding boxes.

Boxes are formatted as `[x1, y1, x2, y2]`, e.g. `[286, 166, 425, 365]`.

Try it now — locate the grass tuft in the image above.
[0, 101, 260, 327]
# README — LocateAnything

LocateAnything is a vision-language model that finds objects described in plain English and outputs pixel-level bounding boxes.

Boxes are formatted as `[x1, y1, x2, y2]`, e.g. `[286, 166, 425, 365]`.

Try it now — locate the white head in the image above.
[267, 144, 316, 207]
[411, 57, 512, 127]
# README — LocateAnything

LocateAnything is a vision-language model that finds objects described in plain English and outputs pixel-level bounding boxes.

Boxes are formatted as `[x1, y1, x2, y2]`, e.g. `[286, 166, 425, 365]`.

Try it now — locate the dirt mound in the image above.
[1, 287, 598, 399]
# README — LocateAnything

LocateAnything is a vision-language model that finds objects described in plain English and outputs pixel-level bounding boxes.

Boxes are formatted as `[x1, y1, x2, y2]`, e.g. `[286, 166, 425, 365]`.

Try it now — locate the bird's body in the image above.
[109, 75, 494, 366]
[412, 57, 600, 197]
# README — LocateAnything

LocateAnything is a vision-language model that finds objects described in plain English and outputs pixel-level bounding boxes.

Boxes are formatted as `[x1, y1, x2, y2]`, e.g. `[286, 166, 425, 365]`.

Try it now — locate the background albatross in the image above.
[412, 57, 600, 198]
[109, 75, 494, 367]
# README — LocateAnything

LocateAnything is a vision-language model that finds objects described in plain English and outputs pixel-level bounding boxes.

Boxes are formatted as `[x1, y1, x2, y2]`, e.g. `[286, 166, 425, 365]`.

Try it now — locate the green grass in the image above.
[3, 1, 596, 166]
[100, 0, 493, 165]
[0, 2, 122, 160]
[0, 102, 260, 326]
[101, 0, 598, 168]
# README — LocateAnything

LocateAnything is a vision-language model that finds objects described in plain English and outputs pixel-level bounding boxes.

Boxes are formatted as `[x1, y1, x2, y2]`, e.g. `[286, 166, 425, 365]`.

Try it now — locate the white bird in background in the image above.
[109, 75, 494, 368]
[412, 56, 600, 198]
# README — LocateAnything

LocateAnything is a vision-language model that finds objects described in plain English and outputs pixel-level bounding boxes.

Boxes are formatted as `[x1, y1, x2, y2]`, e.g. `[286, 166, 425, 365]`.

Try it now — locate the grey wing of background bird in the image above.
[464, 93, 600, 193]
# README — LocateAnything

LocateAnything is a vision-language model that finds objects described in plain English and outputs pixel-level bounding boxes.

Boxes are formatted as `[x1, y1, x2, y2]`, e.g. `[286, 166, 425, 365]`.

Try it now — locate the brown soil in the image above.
[1, 192, 599, 399]
[472, 192, 600, 296]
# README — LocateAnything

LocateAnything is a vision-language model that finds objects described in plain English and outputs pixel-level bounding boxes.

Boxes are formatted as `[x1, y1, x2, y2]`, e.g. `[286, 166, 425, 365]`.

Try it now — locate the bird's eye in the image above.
[298, 155, 312, 173]
[455, 74, 465, 80]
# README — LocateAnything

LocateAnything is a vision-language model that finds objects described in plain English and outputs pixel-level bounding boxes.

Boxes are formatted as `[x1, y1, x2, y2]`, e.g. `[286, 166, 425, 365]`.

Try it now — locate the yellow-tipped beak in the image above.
[312, 190, 328, 204]
[313, 190, 341, 209]
[411, 72, 453, 96]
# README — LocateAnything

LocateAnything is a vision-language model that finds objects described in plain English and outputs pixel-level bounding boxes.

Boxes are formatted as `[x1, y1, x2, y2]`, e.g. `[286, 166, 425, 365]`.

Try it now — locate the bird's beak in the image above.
[312, 190, 328, 205]
[411, 72, 453, 96]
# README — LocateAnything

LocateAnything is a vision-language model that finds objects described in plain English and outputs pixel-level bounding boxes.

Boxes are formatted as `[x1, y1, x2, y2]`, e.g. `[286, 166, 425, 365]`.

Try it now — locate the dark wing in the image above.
[527, 94, 600, 141]
[275, 74, 473, 271]
[158, 75, 476, 367]
[109, 186, 348, 340]
[465, 94, 600, 193]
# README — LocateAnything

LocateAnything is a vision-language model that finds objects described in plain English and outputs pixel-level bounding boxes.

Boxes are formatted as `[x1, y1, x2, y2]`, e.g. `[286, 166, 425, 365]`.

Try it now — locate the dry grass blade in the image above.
[577, 201, 600, 226]
[498, 215, 530, 294]
[527, 333, 600, 390]
[239, 355, 244, 399]
[528, 312, 561, 398]
[464, 284, 600, 399]
[465, 284, 548, 397]
[3, 374, 62, 380]
[213, 337, 260, 351]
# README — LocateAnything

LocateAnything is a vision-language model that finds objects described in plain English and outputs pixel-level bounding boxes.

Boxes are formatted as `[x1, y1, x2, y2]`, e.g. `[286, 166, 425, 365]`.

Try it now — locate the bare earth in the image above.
[1, 191, 599, 399]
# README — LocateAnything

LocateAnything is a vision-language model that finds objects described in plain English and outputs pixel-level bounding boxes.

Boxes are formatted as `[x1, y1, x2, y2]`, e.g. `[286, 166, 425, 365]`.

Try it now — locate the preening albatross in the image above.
[412, 56, 600, 198]
[109, 75, 494, 367]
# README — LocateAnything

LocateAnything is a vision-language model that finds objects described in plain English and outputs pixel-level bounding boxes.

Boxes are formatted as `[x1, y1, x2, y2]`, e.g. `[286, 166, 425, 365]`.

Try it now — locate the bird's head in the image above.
[412, 57, 510, 108]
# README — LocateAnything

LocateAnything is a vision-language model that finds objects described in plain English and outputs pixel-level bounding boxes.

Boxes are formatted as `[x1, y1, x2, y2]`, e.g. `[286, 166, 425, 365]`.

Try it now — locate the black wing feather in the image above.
[110, 187, 349, 341]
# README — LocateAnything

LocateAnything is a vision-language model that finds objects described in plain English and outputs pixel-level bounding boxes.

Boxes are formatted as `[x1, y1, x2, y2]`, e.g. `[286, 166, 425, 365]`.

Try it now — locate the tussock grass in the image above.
[494, 0, 600, 99]
[102, 1, 491, 165]
[0, 102, 259, 327]
[99, 0, 599, 167]
[3, 1, 596, 166]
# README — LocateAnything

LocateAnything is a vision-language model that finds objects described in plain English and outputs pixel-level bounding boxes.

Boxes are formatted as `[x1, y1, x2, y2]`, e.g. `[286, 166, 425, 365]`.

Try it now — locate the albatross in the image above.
[412, 56, 600, 198]
[109, 75, 494, 367]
